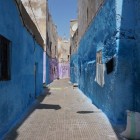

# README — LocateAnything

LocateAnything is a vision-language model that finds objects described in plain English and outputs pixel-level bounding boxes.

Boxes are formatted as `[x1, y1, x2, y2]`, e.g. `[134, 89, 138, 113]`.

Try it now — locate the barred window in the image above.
[0, 35, 11, 81]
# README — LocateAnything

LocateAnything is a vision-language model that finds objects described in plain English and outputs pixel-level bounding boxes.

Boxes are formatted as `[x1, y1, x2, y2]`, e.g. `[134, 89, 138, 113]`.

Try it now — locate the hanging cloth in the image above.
[95, 63, 105, 87]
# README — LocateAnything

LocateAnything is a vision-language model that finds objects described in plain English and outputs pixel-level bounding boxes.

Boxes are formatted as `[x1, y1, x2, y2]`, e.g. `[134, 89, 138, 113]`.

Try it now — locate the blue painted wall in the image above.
[35, 43, 43, 97]
[134, 0, 140, 113]
[0, 0, 43, 137]
[70, 52, 78, 83]
[71, 0, 140, 124]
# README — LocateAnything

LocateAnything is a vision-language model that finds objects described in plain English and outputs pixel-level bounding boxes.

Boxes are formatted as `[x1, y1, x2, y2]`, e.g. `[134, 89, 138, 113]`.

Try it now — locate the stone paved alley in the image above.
[5, 79, 120, 140]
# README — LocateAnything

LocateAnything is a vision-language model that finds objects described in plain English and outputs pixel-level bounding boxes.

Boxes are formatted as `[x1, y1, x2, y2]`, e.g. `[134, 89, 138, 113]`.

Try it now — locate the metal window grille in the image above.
[0, 35, 11, 81]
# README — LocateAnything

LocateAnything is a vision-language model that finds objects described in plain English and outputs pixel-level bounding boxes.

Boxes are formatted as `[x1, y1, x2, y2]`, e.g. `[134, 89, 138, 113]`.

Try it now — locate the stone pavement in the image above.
[5, 79, 120, 140]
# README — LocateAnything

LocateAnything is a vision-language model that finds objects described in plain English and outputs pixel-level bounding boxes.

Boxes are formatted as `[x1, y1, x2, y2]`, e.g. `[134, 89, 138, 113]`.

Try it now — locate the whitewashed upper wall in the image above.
[58, 38, 70, 63]
[70, 20, 78, 55]
[21, 0, 47, 46]
[70, 20, 78, 38]
[78, 0, 104, 42]
[22, 0, 58, 58]
[70, 29, 78, 55]
[48, 15, 58, 58]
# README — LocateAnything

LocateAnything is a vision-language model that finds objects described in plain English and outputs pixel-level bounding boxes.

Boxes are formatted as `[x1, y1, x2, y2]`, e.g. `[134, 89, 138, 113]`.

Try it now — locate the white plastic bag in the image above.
[121, 110, 140, 139]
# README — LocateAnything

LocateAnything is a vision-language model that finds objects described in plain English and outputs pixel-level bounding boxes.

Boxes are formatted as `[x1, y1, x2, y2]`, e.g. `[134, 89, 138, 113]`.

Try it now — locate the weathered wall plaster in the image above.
[71, 0, 140, 124]
[0, 0, 43, 137]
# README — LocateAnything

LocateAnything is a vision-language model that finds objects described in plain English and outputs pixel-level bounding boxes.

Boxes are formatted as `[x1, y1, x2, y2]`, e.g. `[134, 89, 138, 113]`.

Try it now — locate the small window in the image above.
[47, 33, 49, 46]
[106, 58, 114, 74]
[0, 35, 11, 81]
[70, 46, 72, 55]
[50, 42, 52, 56]
[50, 42, 52, 51]
[87, 8, 89, 22]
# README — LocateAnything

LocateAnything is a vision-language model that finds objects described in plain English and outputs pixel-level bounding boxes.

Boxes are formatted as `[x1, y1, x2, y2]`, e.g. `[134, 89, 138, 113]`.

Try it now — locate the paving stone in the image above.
[5, 79, 119, 140]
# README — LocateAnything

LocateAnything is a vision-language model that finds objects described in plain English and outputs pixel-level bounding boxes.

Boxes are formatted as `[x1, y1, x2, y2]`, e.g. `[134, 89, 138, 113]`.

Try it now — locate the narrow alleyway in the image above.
[5, 79, 119, 140]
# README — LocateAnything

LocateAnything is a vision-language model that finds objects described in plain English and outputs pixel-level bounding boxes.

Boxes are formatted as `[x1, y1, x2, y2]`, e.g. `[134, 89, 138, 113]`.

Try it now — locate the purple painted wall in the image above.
[58, 62, 70, 79]
[50, 58, 59, 82]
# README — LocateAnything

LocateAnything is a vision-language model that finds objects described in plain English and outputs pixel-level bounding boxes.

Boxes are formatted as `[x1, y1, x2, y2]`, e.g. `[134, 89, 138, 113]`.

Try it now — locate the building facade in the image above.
[70, 0, 140, 124]
[58, 38, 70, 79]
[46, 13, 58, 83]
[0, 0, 43, 137]
[22, 0, 59, 84]
[22, 0, 47, 83]
[70, 20, 78, 83]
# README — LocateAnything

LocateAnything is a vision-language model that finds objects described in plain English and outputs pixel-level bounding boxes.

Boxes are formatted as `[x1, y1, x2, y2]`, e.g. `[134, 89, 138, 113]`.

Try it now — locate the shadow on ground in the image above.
[37, 104, 61, 110]
[77, 111, 94, 114]
[4, 86, 61, 140]
[76, 110, 103, 114]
